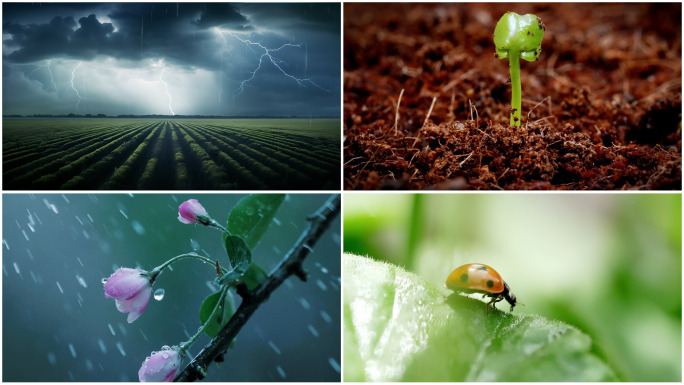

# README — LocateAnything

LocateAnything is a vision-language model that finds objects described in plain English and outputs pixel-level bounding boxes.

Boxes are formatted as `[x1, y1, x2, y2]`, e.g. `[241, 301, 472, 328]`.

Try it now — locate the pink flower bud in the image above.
[103, 267, 153, 323]
[178, 199, 210, 225]
[139, 347, 183, 382]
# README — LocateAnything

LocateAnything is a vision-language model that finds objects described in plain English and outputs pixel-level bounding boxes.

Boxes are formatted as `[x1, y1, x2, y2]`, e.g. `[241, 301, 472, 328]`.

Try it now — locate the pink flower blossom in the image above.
[139, 347, 183, 382]
[103, 267, 153, 323]
[178, 199, 210, 225]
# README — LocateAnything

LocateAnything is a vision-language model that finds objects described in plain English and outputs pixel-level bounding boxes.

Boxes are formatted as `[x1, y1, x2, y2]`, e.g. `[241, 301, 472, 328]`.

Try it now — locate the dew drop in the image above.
[154, 288, 165, 301]
[101, 277, 108, 284]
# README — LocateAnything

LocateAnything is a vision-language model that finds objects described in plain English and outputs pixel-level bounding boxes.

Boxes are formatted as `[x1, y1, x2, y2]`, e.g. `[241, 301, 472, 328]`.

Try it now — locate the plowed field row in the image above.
[3, 118, 340, 190]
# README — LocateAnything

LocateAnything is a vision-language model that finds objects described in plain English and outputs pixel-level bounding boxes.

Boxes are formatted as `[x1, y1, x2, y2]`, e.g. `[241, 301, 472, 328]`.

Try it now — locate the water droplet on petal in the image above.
[101, 277, 108, 284]
[154, 288, 165, 301]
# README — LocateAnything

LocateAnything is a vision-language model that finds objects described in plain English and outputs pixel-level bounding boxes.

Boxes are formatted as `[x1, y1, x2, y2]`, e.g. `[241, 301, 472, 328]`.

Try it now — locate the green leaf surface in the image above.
[241, 262, 268, 290]
[343, 253, 617, 382]
[223, 234, 252, 273]
[227, 194, 285, 249]
[199, 289, 236, 339]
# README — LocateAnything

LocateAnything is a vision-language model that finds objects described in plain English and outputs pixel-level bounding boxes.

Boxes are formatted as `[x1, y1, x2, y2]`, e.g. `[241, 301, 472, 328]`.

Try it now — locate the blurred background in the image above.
[344, 193, 681, 381]
[3, 193, 340, 381]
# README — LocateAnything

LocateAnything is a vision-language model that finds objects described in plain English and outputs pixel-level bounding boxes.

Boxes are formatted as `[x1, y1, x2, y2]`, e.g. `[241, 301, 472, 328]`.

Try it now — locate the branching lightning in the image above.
[225, 32, 329, 98]
[70, 62, 86, 112]
[159, 70, 175, 116]
[29, 59, 58, 92]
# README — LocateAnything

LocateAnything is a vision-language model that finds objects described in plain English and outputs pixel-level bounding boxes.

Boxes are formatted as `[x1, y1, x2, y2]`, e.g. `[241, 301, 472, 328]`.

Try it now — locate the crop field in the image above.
[3, 118, 340, 190]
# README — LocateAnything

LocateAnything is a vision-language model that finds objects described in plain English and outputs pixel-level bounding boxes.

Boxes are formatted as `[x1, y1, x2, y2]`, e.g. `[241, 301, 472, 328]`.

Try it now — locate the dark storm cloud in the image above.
[2, 3, 341, 116]
[3, 3, 249, 66]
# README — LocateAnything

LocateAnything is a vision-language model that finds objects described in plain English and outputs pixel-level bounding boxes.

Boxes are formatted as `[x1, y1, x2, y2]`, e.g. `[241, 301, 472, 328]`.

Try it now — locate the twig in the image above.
[422, 96, 437, 129]
[174, 194, 341, 382]
[393, 88, 405, 136]
[525, 96, 549, 130]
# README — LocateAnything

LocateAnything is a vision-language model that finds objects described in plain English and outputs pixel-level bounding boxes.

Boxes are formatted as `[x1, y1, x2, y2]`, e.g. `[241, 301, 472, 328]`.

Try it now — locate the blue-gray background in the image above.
[2, 193, 341, 381]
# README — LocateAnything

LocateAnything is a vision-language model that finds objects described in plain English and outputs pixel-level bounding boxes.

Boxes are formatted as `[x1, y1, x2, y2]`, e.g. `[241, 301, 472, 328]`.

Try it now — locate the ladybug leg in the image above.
[486, 296, 504, 315]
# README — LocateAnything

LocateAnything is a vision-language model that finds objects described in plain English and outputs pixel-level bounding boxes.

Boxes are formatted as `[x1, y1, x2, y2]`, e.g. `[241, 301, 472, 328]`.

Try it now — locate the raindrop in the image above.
[316, 279, 327, 291]
[320, 310, 332, 323]
[328, 357, 341, 373]
[116, 342, 126, 356]
[272, 217, 282, 226]
[139, 329, 148, 341]
[13, 262, 20, 275]
[329, 279, 339, 291]
[26, 248, 34, 260]
[276, 366, 286, 379]
[27, 223, 35, 233]
[85, 359, 94, 371]
[302, 244, 314, 253]
[331, 232, 340, 246]
[108, 323, 116, 336]
[68, 343, 77, 358]
[77, 257, 84, 267]
[267, 340, 281, 355]
[119, 210, 128, 219]
[2, 239, 8, 250]
[87, 214, 94, 222]
[97, 339, 107, 354]
[307, 324, 319, 337]
[132, 220, 146, 235]
[117, 323, 128, 336]
[43, 199, 58, 213]
[76, 275, 87, 288]
[56, 281, 64, 294]
[190, 239, 200, 251]
[296, 297, 310, 310]
[82, 230, 90, 239]
[47, 352, 57, 366]
[22, 230, 29, 241]
[154, 288, 165, 301]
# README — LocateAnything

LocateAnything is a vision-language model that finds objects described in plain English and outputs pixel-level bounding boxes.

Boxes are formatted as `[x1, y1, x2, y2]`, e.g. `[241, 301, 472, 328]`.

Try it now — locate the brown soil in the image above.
[344, 3, 681, 190]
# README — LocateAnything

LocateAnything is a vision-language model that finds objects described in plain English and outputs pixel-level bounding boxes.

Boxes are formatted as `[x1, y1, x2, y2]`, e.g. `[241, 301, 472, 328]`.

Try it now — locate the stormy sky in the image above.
[2, 3, 341, 116]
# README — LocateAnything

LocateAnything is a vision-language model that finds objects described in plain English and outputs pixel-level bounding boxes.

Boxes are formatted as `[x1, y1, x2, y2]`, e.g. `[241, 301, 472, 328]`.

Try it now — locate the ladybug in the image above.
[446, 263, 517, 314]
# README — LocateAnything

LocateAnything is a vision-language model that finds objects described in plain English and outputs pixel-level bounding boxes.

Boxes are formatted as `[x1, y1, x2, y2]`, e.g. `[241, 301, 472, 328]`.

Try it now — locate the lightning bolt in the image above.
[159, 70, 175, 116]
[70, 62, 86, 113]
[226, 32, 329, 98]
[28, 59, 58, 92]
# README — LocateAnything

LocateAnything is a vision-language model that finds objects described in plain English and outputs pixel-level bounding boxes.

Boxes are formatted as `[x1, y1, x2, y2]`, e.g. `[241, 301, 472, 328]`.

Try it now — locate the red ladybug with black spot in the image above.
[446, 263, 517, 314]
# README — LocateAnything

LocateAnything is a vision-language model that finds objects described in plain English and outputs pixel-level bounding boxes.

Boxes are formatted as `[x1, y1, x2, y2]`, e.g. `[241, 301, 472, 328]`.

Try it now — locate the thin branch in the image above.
[174, 194, 341, 382]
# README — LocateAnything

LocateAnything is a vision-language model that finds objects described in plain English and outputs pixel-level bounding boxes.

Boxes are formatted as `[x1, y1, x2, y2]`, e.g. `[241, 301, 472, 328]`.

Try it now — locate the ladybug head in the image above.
[503, 281, 517, 312]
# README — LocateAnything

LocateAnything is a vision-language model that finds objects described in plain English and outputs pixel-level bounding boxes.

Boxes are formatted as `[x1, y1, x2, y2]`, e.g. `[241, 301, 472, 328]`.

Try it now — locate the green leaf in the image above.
[493, 12, 545, 61]
[241, 262, 268, 290]
[343, 253, 617, 382]
[199, 289, 236, 339]
[226, 194, 285, 250]
[223, 234, 252, 273]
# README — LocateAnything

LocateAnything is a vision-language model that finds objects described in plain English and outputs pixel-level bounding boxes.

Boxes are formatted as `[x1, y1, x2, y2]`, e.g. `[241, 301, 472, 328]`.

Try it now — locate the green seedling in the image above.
[493, 12, 545, 126]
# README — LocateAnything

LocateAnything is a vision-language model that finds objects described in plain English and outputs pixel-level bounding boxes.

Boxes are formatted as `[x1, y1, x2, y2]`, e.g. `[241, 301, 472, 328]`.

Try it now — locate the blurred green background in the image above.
[344, 193, 681, 381]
